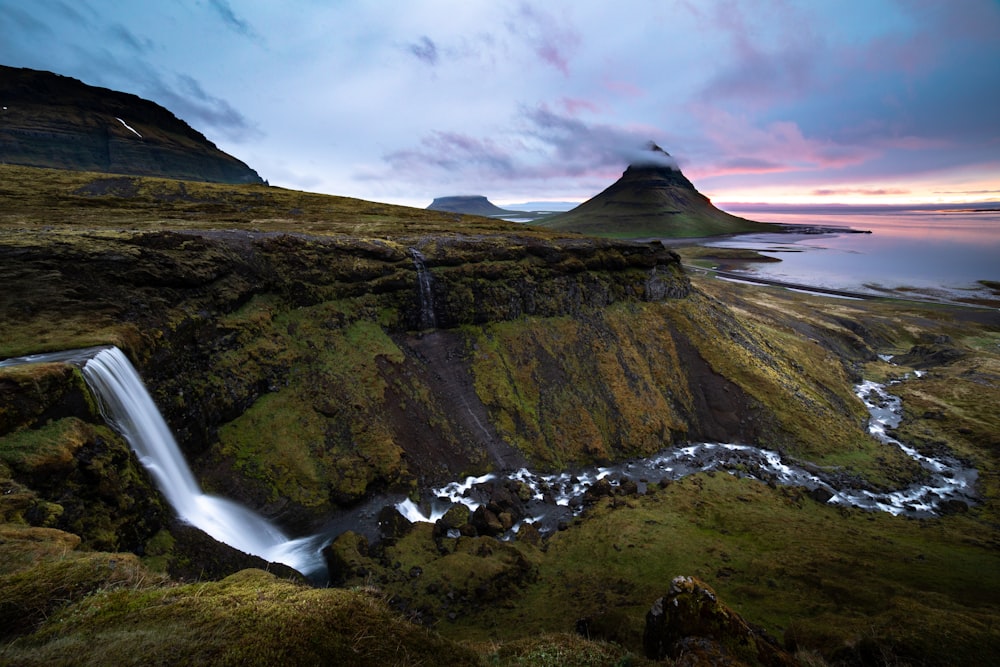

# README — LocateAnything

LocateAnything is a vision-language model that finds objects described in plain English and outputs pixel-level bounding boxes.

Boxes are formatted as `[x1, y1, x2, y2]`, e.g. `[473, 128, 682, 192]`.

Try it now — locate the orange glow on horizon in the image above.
[707, 182, 1000, 208]
[701, 163, 1000, 207]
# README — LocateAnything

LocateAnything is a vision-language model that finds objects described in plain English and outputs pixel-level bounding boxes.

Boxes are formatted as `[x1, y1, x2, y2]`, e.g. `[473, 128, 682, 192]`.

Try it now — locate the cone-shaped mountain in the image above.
[535, 144, 773, 238]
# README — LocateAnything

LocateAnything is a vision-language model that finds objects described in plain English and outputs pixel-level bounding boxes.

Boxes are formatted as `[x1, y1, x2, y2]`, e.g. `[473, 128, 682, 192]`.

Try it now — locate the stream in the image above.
[0, 347, 979, 584]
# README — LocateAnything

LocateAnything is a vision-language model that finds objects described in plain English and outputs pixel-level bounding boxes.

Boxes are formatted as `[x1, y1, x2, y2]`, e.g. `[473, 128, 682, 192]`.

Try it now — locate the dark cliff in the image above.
[0, 217, 876, 534]
[0, 66, 262, 184]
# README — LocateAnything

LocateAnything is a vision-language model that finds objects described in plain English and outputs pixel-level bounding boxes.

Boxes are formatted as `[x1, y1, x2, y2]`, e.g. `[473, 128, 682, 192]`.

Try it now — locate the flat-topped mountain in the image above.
[0, 66, 262, 184]
[535, 143, 773, 238]
[427, 195, 516, 216]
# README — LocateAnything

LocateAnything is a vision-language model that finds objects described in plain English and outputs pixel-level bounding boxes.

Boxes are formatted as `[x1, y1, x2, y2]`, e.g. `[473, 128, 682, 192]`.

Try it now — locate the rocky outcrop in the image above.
[536, 143, 772, 238]
[0, 66, 262, 184]
[427, 195, 516, 216]
[894, 334, 966, 368]
[643, 576, 797, 666]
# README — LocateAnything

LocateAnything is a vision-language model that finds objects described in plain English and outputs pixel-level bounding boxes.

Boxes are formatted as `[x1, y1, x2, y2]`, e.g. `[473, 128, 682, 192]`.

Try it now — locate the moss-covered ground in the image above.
[2, 165, 998, 665]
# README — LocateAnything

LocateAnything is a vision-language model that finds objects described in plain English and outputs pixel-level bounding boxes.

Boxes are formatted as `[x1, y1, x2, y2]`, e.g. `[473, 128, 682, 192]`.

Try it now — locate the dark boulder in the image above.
[643, 575, 797, 666]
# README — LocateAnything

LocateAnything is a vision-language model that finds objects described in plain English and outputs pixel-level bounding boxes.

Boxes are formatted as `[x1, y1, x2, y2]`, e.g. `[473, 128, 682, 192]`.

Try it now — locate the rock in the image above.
[643, 575, 796, 666]
[895, 341, 965, 368]
[937, 499, 970, 515]
[487, 483, 526, 521]
[516, 522, 542, 547]
[440, 504, 471, 531]
[377, 505, 413, 541]
[471, 506, 504, 537]
[583, 478, 615, 504]
[168, 521, 304, 584]
[322, 531, 370, 586]
[808, 486, 834, 504]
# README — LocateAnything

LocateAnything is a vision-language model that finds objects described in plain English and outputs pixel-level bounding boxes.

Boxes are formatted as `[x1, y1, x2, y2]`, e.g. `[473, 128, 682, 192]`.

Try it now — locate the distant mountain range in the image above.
[0, 66, 262, 184]
[535, 144, 772, 238]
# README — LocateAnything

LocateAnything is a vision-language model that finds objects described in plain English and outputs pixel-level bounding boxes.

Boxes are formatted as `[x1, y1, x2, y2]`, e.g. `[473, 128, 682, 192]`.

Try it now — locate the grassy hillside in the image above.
[1, 164, 998, 665]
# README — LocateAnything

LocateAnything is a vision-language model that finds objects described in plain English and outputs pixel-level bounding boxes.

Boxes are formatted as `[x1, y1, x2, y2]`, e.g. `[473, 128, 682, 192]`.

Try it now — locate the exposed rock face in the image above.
[537, 143, 771, 238]
[643, 575, 797, 666]
[0, 228, 699, 531]
[0, 66, 262, 184]
[427, 195, 516, 216]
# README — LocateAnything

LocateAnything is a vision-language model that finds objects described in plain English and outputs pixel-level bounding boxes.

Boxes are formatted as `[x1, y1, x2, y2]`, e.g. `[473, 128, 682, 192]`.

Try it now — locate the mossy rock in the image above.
[4, 569, 481, 666]
[643, 575, 796, 665]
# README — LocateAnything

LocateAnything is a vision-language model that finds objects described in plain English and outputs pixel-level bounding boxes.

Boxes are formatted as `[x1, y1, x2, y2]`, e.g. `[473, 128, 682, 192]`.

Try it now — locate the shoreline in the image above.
[685, 263, 1000, 309]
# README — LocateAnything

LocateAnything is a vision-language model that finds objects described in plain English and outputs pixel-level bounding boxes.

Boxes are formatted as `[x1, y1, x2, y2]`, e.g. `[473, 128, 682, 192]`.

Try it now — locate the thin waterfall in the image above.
[409, 247, 437, 330]
[4, 346, 326, 576]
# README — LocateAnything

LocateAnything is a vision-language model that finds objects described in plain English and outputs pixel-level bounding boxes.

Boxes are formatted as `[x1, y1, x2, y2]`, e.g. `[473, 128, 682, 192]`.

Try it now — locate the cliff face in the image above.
[0, 66, 262, 184]
[0, 219, 882, 534]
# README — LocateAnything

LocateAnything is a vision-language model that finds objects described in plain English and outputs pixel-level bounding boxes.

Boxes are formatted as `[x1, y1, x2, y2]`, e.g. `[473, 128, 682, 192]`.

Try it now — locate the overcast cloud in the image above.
[1, 0, 997, 206]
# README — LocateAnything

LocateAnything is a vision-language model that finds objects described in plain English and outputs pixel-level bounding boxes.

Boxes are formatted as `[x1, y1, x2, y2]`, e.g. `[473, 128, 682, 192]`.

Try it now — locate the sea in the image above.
[696, 204, 1000, 307]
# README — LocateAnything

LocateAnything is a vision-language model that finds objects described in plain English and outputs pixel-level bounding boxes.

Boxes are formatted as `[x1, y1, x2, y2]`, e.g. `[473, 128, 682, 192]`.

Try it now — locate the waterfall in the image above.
[3, 346, 326, 577]
[409, 248, 437, 330]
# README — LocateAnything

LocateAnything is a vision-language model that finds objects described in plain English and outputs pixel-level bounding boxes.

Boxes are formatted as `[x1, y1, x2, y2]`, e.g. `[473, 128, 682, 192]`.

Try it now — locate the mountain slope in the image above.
[0, 66, 262, 184]
[535, 144, 773, 238]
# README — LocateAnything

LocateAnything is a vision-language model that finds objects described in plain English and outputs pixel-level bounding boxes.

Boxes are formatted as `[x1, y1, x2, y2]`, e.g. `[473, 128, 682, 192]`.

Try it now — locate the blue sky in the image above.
[1, 0, 998, 207]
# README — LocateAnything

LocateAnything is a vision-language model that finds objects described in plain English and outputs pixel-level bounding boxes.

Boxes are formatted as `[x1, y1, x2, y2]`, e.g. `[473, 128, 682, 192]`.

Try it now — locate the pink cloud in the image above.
[812, 187, 912, 197]
[560, 97, 601, 116]
[508, 3, 580, 77]
[601, 78, 644, 99]
[692, 107, 881, 178]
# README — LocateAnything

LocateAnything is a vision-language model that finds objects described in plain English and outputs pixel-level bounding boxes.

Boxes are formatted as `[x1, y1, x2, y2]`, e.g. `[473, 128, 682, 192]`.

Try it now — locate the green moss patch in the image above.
[4, 568, 480, 667]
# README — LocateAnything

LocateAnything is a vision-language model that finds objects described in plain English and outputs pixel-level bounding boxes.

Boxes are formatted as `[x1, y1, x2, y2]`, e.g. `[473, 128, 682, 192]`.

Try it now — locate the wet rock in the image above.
[486, 483, 526, 521]
[377, 505, 413, 541]
[618, 479, 639, 496]
[440, 504, 471, 531]
[643, 575, 796, 666]
[808, 486, 834, 504]
[471, 506, 504, 537]
[322, 531, 370, 586]
[937, 499, 970, 515]
[583, 478, 615, 504]
[516, 522, 542, 547]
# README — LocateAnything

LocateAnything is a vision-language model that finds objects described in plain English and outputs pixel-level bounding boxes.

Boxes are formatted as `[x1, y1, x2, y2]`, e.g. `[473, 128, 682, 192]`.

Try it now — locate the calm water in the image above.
[703, 207, 1000, 304]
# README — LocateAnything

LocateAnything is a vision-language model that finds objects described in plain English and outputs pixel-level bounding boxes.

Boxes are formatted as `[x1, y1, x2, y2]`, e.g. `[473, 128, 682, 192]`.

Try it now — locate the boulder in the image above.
[471, 506, 505, 537]
[643, 575, 796, 666]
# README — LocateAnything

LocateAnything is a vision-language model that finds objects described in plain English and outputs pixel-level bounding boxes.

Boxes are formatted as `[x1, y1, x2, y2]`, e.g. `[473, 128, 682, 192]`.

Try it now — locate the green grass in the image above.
[2, 162, 999, 665]
[2, 569, 481, 666]
[0, 163, 547, 238]
[453, 472, 1000, 664]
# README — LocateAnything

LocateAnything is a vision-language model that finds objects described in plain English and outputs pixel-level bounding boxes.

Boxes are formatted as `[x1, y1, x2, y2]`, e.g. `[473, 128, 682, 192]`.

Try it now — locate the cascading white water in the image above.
[79, 347, 325, 575]
[409, 248, 437, 330]
[3, 346, 979, 575]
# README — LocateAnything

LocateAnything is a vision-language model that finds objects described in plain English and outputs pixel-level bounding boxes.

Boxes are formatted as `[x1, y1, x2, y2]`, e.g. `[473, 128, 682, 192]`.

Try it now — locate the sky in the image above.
[1, 0, 999, 208]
